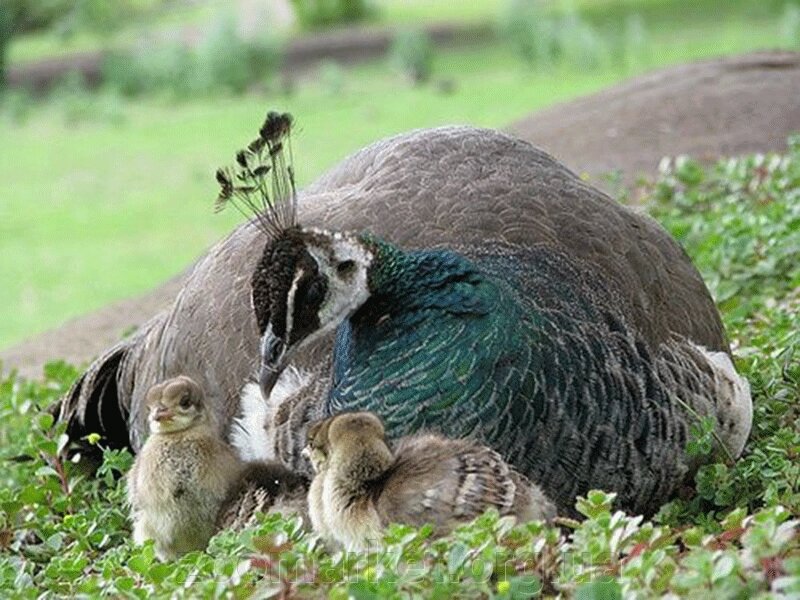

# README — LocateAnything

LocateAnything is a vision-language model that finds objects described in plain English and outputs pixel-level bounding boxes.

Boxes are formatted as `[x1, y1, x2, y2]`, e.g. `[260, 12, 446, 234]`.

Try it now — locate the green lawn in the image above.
[0, 0, 795, 350]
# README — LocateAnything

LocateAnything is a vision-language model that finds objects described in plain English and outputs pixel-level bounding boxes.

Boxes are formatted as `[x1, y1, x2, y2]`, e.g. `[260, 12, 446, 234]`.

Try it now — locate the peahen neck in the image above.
[357, 234, 489, 320]
[329, 236, 528, 440]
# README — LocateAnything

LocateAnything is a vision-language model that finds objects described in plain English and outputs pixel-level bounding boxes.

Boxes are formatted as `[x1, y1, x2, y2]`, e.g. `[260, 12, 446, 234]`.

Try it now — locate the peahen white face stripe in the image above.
[284, 268, 305, 347]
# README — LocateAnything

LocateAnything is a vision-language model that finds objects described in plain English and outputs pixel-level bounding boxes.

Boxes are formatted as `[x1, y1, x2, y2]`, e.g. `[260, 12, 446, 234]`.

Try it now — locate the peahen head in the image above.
[213, 110, 408, 398]
[252, 227, 376, 396]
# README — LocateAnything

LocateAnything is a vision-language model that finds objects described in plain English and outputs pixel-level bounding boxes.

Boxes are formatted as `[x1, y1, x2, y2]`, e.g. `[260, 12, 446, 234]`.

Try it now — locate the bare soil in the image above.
[507, 51, 800, 186]
[3, 51, 798, 379]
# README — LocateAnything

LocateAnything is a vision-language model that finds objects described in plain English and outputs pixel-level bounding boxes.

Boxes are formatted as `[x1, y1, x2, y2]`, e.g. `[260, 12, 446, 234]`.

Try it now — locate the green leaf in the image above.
[45, 532, 64, 551]
[447, 542, 468, 574]
[711, 554, 737, 582]
[505, 575, 542, 599]
[19, 484, 46, 504]
[36, 438, 58, 456]
[575, 579, 622, 600]
[36, 412, 54, 431]
[148, 562, 173, 583]
[114, 576, 136, 591]
[35, 465, 58, 479]
[347, 581, 382, 600]
[128, 553, 151, 575]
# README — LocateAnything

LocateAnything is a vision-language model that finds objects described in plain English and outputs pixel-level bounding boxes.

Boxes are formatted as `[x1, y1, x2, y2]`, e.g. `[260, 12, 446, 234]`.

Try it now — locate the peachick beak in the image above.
[259, 329, 287, 398]
[153, 408, 174, 422]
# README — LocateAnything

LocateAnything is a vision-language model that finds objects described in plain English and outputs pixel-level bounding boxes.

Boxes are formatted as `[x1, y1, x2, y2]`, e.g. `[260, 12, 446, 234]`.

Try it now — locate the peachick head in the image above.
[145, 375, 208, 434]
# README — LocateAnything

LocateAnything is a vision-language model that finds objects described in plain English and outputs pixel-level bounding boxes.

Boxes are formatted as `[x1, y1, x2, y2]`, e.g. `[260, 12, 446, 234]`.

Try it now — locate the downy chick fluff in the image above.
[127, 375, 308, 560]
[305, 411, 555, 551]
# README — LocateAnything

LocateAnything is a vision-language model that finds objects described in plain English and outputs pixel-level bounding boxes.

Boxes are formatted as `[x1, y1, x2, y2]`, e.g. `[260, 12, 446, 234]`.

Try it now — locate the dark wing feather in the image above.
[58, 338, 133, 462]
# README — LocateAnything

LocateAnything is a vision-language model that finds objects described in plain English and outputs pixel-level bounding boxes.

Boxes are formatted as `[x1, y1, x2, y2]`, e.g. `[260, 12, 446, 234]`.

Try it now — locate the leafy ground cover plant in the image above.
[1, 141, 799, 597]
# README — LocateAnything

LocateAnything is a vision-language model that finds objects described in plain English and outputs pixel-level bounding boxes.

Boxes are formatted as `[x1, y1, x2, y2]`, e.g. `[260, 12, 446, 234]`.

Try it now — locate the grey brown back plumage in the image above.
[58, 126, 727, 458]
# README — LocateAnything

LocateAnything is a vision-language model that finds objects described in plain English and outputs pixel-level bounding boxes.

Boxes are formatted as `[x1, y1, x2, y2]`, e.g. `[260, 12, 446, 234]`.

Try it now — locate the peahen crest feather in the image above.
[214, 111, 298, 238]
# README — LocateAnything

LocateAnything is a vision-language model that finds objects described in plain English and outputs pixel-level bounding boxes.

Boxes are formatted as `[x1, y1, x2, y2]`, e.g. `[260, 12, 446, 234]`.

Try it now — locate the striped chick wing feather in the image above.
[216, 462, 309, 532]
[376, 435, 536, 533]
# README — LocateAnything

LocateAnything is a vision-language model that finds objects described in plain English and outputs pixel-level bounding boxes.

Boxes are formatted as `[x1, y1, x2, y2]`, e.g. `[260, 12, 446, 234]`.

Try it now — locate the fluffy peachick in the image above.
[127, 376, 306, 560]
[305, 411, 555, 551]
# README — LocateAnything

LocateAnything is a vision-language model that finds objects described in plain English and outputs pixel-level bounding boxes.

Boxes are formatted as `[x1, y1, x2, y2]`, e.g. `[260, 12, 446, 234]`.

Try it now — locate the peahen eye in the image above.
[179, 394, 192, 409]
[305, 279, 326, 305]
[336, 260, 356, 278]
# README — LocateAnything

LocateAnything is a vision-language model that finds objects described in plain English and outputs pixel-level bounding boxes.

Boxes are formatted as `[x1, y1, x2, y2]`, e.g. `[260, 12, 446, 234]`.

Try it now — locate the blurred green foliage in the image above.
[3, 0, 75, 33]
[5, 0, 162, 34]
[0, 0, 163, 92]
[102, 17, 281, 98]
[291, 0, 375, 29]
[0, 10, 11, 90]
[388, 29, 434, 84]
[498, 0, 648, 70]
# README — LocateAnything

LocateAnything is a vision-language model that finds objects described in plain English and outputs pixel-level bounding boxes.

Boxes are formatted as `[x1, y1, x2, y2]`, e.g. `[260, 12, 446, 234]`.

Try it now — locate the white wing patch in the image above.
[230, 383, 272, 462]
[694, 344, 753, 458]
[230, 367, 314, 462]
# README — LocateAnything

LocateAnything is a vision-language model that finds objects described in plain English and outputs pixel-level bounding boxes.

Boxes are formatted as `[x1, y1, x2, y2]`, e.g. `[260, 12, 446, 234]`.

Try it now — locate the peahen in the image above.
[228, 113, 752, 516]
[58, 116, 750, 515]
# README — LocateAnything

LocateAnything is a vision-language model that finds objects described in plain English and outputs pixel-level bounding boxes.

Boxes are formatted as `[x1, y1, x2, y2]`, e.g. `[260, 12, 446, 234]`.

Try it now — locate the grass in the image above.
[0, 145, 798, 596]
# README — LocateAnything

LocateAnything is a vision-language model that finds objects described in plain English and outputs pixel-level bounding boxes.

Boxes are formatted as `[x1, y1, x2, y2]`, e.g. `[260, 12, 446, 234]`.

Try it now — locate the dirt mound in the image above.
[3, 51, 798, 379]
[507, 51, 800, 185]
[1, 275, 186, 379]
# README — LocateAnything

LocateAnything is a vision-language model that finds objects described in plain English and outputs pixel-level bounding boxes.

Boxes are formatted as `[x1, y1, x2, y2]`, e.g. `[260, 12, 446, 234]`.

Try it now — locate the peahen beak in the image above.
[259, 326, 287, 398]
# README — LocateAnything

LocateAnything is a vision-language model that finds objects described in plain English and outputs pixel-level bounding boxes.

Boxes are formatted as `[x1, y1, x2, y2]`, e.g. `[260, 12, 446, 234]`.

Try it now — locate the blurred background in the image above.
[0, 0, 797, 360]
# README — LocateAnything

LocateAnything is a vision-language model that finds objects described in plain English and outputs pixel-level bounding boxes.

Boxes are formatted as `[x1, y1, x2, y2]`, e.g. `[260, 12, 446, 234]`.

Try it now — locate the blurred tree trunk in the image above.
[0, 9, 11, 91]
